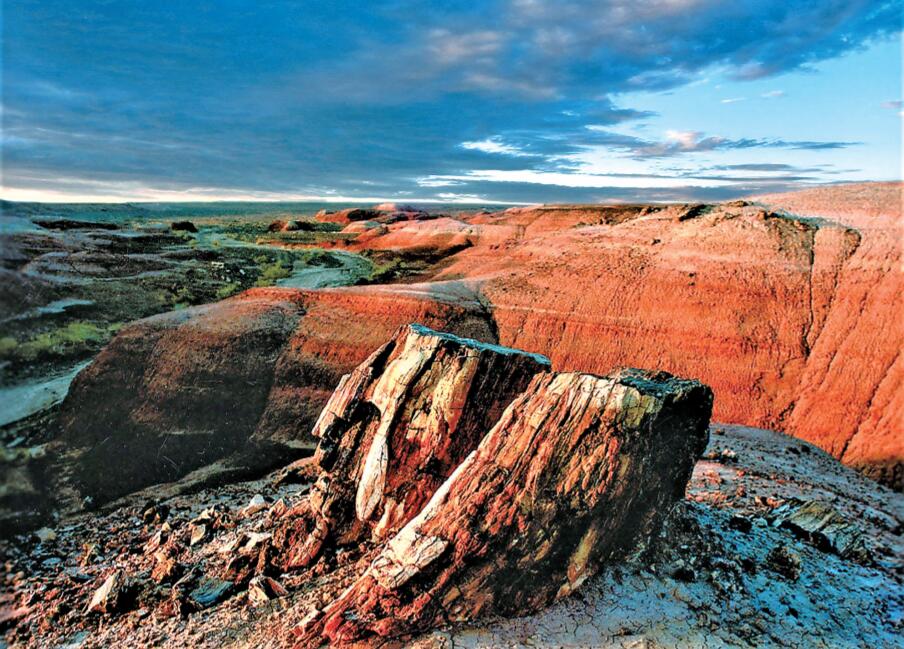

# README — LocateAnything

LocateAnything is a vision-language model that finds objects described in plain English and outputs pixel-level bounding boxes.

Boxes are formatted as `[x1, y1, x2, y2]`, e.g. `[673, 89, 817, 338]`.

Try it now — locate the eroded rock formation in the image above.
[753, 183, 903, 488]
[55, 185, 903, 494]
[56, 285, 498, 504]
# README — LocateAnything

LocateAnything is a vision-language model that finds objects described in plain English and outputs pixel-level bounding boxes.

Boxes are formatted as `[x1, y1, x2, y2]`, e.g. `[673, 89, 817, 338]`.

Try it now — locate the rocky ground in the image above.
[1, 423, 900, 648]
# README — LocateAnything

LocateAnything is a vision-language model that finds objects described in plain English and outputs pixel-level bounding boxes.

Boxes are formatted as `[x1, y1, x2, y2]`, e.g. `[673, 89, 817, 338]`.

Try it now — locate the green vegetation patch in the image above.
[217, 219, 343, 245]
[253, 255, 293, 286]
[0, 321, 123, 364]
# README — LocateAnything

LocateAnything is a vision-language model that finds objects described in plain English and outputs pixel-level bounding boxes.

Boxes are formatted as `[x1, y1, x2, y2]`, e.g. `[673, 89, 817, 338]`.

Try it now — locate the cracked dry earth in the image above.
[2, 423, 901, 648]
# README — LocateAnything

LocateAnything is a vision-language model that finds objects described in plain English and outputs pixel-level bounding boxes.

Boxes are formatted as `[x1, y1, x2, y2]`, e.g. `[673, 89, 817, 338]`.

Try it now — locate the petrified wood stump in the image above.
[296, 367, 712, 645]
[274, 324, 551, 569]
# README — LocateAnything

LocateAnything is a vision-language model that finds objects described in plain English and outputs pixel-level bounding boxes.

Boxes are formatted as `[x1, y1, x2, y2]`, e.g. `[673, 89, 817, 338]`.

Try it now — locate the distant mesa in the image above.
[267, 219, 318, 232]
[372, 202, 423, 213]
[315, 203, 435, 226]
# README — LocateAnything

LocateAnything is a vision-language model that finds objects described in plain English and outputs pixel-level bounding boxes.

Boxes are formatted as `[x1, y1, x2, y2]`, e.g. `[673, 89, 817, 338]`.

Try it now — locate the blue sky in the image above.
[1, 0, 901, 203]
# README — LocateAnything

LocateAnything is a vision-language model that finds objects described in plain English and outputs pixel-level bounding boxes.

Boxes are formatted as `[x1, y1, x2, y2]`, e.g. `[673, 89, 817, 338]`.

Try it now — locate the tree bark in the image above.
[296, 368, 712, 646]
[273, 324, 551, 569]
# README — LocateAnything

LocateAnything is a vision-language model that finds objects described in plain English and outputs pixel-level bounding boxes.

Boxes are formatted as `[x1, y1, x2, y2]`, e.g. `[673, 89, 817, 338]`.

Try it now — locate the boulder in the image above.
[170, 220, 198, 233]
[57, 289, 305, 502]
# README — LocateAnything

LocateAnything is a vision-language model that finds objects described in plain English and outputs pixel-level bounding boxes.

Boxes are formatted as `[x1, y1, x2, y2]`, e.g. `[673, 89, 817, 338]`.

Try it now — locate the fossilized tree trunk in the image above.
[295, 367, 712, 646]
[274, 324, 552, 569]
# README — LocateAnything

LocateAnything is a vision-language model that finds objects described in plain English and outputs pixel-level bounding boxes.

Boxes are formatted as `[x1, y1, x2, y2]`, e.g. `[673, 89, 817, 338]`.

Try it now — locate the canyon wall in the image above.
[57, 184, 902, 492]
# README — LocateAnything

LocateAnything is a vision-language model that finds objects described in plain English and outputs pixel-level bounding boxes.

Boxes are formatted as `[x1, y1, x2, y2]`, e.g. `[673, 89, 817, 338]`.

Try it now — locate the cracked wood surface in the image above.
[295, 366, 712, 646]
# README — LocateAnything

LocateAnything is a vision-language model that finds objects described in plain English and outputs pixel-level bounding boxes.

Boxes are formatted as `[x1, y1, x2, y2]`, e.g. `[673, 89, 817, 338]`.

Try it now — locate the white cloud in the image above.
[416, 177, 462, 187]
[460, 72, 557, 99]
[428, 30, 506, 65]
[460, 138, 539, 157]
[665, 130, 706, 148]
[420, 168, 732, 189]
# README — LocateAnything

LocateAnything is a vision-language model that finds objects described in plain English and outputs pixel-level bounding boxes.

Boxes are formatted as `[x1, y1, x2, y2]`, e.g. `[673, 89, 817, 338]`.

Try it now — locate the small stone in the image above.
[158, 588, 191, 619]
[741, 557, 758, 575]
[151, 550, 181, 584]
[85, 570, 127, 614]
[79, 542, 100, 567]
[267, 498, 288, 521]
[247, 576, 288, 606]
[243, 532, 272, 552]
[703, 448, 738, 463]
[766, 545, 801, 580]
[145, 529, 167, 553]
[142, 503, 170, 525]
[64, 567, 91, 583]
[34, 528, 56, 543]
[188, 577, 232, 609]
[728, 514, 753, 534]
[189, 523, 209, 547]
[217, 533, 246, 555]
[672, 564, 697, 582]
[239, 494, 269, 518]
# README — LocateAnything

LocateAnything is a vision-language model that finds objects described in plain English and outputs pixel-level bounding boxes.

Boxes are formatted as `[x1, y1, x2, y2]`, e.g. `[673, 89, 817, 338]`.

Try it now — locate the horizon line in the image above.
[2, 179, 900, 207]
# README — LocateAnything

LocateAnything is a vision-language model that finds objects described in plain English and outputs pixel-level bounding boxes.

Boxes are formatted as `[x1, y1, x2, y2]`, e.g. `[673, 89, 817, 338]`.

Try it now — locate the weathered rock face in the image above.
[58, 289, 306, 501]
[440, 204, 863, 436]
[296, 365, 712, 645]
[57, 284, 499, 505]
[753, 183, 903, 489]
[274, 324, 550, 569]
[440, 190, 899, 489]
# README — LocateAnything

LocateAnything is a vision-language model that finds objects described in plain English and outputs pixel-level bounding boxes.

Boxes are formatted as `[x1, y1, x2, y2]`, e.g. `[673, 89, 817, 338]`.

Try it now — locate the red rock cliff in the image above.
[58, 184, 902, 492]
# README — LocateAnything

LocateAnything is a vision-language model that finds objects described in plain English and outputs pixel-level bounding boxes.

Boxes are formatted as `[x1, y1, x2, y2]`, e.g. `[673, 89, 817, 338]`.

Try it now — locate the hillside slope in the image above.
[55, 184, 903, 495]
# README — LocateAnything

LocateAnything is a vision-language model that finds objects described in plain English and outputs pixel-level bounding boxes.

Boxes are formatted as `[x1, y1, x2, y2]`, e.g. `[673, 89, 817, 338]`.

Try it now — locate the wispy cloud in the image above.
[461, 138, 540, 157]
[881, 99, 903, 116]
